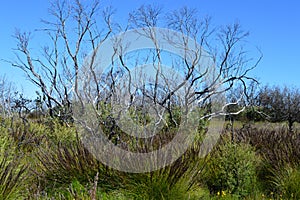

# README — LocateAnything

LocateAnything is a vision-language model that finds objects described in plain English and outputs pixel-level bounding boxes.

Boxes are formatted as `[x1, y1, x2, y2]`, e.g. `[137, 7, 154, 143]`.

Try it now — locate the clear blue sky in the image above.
[1, 0, 300, 98]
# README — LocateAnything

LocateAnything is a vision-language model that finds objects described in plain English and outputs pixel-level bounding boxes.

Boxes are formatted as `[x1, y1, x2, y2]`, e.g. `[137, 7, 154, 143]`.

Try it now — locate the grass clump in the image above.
[0, 121, 28, 199]
[268, 164, 300, 199]
[119, 170, 208, 200]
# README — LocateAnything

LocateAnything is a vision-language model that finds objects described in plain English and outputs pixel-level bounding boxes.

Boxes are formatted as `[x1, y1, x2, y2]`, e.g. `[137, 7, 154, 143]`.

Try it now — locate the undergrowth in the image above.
[1, 116, 300, 199]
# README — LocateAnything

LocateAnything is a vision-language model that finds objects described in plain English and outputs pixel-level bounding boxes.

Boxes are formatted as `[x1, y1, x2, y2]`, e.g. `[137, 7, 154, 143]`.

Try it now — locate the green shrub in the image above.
[204, 138, 259, 197]
[30, 119, 78, 144]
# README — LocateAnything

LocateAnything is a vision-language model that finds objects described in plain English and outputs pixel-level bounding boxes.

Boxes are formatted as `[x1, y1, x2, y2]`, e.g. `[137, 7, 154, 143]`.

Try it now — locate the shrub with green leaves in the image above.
[204, 139, 259, 197]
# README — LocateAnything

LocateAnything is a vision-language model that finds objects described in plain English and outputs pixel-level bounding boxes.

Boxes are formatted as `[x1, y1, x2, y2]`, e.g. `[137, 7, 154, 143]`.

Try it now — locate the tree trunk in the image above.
[288, 120, 294, 133]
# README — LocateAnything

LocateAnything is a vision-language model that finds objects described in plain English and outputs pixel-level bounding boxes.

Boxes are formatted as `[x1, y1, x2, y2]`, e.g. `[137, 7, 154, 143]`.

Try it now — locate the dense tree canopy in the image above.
[258, 85, 300, 131]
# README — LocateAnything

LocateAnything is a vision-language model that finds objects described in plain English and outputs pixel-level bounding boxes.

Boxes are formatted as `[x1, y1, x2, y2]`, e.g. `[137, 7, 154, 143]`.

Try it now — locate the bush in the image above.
[204, 138, 259, 197]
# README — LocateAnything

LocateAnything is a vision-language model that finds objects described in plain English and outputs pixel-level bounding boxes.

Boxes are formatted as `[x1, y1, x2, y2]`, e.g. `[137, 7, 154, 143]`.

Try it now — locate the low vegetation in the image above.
[1, 115, 300, 199]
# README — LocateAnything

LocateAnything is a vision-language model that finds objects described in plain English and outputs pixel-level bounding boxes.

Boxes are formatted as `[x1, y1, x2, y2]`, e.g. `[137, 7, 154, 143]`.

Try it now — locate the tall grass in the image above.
[3, 113, 300, 199]
[235, 125, 300, 169]
[269, 164, 300, 199]
[0, 155, 27, 200]
[30, 135, 126, 197]
[0, 119, 28, 199]
[30, 123, 210, 199]
[234, 124, 300, 197]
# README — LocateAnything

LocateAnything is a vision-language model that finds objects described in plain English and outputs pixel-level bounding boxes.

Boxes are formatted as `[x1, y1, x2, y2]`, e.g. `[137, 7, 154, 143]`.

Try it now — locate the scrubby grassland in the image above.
[1, 116, 300, 199]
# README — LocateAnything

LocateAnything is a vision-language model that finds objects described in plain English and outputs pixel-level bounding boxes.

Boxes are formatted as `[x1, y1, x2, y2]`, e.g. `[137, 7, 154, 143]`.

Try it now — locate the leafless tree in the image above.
[126, 6, 261, 117]
[9, 0, 113, 120]
[0, 75, 16, 117]
[74, 4, 261, 151]
[9, 1, 260, 141]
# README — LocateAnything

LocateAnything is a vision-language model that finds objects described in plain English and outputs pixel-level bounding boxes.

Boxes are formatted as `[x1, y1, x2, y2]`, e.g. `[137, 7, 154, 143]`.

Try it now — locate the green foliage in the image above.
[204, 138, 259, 197]
[0, 155, 27, 200]
[31, 134, 209, 199]
[123, 173, 186, 199]
[258, 85, 300, 131]
[4, 112, 300, 199]
[31, 136, 125, 194]
[33, 118, 78, 143]
[0, 121, 28, 199]
[267, 165, 300, 199]
[119, 171, 208, 200]
[233, 124, 300, 198]
[41, 179, 91, 199]
[238, 107, 265, 122]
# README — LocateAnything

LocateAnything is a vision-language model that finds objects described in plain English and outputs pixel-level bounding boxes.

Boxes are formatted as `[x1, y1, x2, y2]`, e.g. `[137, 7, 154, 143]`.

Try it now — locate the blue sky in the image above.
[1, 0, 300, 97]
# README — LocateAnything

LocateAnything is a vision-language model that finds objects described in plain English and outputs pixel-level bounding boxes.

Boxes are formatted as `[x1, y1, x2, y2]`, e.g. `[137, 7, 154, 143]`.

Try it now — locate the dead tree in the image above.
[75, 5, 261, 151]
[10, 1, 260, 134]
[0, 75, 15, 117]
[10, 0, 113, 121]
